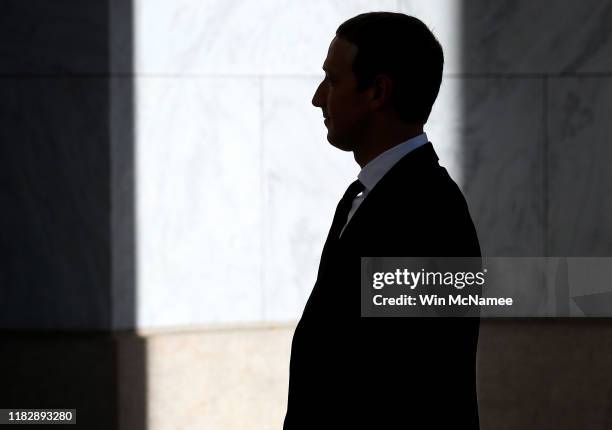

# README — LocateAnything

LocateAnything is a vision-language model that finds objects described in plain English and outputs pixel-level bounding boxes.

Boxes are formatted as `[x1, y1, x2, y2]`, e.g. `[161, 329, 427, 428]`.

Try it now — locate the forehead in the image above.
[323, 36, 357, 74]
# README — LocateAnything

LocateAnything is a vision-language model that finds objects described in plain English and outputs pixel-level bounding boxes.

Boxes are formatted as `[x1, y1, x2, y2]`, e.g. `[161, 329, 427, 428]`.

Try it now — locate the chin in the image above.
[327, 133, 355, 152]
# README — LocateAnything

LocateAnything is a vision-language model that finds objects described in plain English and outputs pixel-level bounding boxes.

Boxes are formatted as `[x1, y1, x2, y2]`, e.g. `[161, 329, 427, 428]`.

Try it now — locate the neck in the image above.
[353, 123, 424, 168]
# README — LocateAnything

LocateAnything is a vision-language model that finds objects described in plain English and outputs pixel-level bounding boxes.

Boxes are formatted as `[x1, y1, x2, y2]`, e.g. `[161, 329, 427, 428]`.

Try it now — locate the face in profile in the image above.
[312, 36, 373, 152]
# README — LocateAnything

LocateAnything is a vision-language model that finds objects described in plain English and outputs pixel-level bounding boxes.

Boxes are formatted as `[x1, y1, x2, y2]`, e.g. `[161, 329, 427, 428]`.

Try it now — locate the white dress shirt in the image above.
[339, 132, 429, 237]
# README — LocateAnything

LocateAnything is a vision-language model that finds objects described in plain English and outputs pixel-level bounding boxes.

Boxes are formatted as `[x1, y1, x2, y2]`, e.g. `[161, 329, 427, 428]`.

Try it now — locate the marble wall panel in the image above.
[133, 0, 398, 75]
[110, 0, 134, 75]
[261, 77, 357, 321]
[548, 78, 612, 256]
[400, 0, 612, 74]
[460, 0, 612, 74]
[431, 77, 544, 256]
[135, 77, 263, 328]
[0, 0, 110, 75]
[0, 78, 111, 330]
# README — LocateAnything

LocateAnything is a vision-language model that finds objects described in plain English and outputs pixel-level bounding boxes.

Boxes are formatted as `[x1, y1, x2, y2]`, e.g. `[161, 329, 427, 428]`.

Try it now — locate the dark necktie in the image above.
[312, 179, 365, 300]
[323, 179, 365, 251]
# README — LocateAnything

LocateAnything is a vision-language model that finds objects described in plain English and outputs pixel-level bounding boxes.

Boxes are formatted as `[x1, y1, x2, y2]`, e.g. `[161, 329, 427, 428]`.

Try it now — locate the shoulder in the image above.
[343, 158, 480, 256]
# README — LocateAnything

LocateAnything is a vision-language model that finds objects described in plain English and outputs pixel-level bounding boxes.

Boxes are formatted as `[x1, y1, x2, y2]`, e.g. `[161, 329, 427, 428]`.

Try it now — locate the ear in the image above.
[371, 74, 394, 108]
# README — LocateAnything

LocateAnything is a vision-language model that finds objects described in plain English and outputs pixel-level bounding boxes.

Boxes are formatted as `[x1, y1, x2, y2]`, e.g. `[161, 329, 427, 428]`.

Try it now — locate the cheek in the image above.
[326, 88, 367, 123]
[325, 89, 336, 109]
[327, 92, 350, 117]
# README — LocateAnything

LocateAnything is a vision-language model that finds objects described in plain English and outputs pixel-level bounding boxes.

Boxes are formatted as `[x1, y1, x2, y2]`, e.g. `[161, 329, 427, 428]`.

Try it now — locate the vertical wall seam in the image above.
[107, 0, 114, 331]
[109, 75, 115, 330]
[543, 76, 549, 257]
[259, 75, 266, 321]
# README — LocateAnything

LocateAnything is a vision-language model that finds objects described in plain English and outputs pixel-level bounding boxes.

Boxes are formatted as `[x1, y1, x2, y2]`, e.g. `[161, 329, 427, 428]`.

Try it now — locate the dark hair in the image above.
[336, 12, 443, 124]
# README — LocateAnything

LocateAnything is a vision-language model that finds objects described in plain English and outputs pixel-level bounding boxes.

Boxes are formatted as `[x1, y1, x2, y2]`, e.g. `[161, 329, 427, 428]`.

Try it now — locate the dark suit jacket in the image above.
[283, 142, 481, 429]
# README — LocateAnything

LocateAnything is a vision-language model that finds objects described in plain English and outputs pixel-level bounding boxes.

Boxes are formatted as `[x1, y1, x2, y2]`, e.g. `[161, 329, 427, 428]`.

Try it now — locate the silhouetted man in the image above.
[284, 12, 481, 429]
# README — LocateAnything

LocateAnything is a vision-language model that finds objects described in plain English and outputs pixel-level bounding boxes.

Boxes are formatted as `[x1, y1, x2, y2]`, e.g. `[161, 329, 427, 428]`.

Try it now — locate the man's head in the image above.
[312, 12, 443, 154]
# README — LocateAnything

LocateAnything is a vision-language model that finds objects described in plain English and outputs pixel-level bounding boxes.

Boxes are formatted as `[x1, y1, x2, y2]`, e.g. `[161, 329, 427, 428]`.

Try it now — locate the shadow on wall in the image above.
[459, 1, 612, 429]
[0, 1, 145, 428]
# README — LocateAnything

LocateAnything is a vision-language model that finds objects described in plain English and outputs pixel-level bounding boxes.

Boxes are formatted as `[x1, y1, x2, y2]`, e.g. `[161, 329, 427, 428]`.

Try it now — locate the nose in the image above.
[312, 80, 325, 108]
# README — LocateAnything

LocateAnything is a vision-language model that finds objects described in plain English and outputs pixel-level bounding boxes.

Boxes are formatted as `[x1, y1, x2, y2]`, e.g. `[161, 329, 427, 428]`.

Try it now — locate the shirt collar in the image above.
[357, 132, 429, 191]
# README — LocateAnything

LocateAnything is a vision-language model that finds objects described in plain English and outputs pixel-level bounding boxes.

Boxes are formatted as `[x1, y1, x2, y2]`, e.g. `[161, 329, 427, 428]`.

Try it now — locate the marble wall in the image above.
[5, 0, 611, 329]
[4, 1, 612, 429]
[130, 0, 404, 329]
[454, 0, 612, 259]
[133, 0, 612, 328]
[1, 2, 113, 330]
